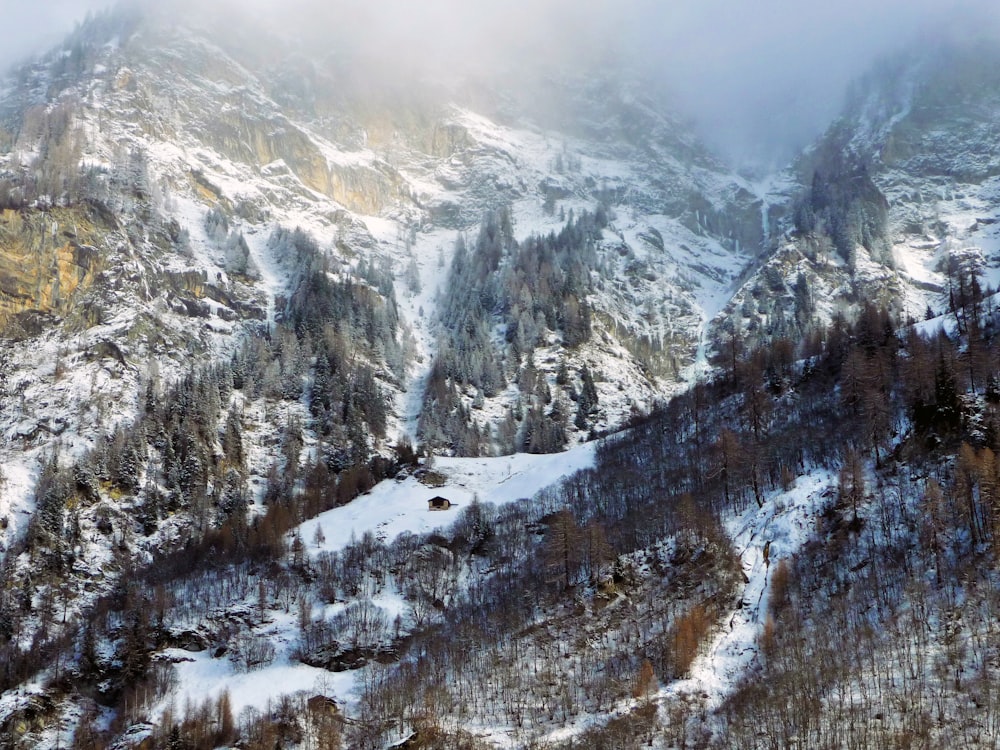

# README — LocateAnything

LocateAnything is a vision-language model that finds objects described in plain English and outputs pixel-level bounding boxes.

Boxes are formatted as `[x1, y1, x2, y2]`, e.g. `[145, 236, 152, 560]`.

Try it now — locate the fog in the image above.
[0, 1, 108, 70]
[4, 0, 1000, 167]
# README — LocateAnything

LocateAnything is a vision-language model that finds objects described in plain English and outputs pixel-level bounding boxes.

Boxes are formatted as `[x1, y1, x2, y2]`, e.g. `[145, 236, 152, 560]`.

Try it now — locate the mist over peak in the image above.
[4, 0, 1000, 169]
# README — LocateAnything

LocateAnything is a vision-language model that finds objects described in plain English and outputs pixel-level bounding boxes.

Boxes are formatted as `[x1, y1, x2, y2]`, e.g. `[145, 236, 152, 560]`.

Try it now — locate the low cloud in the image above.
[641, 0, 1000, 166]
[0, 1, 108, 71]
[4, 0, 1000, 167]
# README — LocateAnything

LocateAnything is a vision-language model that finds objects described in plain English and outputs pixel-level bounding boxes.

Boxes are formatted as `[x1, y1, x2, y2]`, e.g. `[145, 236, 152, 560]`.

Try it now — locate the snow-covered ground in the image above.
[528, 469, 839, 749]
[161, 646, 353, 723]
[664, 470, 835, 711]
[0, 12, 772, 553]
[12, 14, 1000, 749]
[156, 443, 598, 722]
[300, 442, 597, 553]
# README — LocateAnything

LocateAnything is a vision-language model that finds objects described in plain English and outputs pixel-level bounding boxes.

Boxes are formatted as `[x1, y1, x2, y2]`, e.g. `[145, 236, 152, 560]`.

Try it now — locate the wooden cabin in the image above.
[427, 496, 452, 511]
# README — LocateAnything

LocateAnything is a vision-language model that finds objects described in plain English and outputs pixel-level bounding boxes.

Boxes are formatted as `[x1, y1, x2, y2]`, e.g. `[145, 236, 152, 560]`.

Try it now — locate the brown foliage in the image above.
[770, 559, 791, 616]
[760, 614, 778, 659]
[632, 658, 657, 699]
[671, 602, 713, 678]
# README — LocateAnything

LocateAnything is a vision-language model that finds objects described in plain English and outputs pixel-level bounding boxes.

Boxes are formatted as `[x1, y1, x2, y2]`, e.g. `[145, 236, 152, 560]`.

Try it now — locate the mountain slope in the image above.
[712, 36, 1000, 365]
[0, 7, 765, 727]
[6, 8, 1000, 750]
[0, 1, 768, 546]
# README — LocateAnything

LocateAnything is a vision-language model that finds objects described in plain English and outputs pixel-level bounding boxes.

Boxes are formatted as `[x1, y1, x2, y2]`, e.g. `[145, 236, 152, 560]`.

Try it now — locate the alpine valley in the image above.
[1, 5, 1000, 749]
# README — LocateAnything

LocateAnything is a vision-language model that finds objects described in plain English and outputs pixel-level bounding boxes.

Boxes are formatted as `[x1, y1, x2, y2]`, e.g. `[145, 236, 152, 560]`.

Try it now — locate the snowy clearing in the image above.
[157, 442, 599, 720]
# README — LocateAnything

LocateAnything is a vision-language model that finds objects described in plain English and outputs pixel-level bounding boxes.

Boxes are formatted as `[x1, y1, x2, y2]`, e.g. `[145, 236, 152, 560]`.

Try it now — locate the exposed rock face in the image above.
[684, 187, 765, 255]
[0, 208, 104, 332]
[0, 5, 782, 512]
[857, 42, 1000, 183]
[711, 37, 1000, 359]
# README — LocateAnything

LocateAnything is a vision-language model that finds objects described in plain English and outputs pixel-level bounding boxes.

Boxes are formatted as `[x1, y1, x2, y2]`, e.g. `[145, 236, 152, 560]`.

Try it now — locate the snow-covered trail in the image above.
[660, 470, 835, 714]
[244, 229, 287, 329]
[399, 362, 432, 442]
[368, 222, 453, 443]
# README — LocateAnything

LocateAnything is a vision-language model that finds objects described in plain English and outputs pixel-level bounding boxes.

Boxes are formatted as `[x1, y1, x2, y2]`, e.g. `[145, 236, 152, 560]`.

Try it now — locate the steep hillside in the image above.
[0, 8, 769, 745]
[0, 2, 772, 569]
[708, 37, 1000, 366]
[4, 7, 1000, 750]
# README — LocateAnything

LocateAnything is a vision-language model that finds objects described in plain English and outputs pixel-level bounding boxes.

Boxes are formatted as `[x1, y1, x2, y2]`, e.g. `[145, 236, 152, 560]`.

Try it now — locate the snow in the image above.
[389, 225, 456, 440]
[10, 15, 1000, 747]
[0, 459, 38, 545]
[662, 470, 836, 712]
[161, 649, 353, 719]
[511, 468, 840, 749]
[298, 442, 598, 554]
[155, 442, 597, 725]
[0, 48, 797, 736]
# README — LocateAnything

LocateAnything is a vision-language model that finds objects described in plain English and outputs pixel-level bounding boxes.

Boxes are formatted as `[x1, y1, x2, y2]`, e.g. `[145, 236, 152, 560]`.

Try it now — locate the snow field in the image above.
[155, 443, 598, 721]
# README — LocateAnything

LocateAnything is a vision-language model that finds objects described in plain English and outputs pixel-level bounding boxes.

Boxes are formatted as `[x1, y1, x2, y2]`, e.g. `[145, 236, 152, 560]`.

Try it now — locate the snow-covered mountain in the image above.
[842, 38, 1000, 298]
[0, 6, 769, 537]
[3, 7, 1000, 750]
[0, 9, 770, 742]
[712, 36, 1000, 360]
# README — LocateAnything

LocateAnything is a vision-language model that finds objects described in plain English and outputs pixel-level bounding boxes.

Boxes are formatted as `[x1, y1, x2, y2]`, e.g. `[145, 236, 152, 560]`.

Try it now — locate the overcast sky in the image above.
[3, 0, 999, 167]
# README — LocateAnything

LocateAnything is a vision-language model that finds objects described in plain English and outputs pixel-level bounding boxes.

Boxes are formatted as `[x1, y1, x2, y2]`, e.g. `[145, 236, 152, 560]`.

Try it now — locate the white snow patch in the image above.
[161, 650, 352, 719]
[153, 443, 597, 729]
[662, 470, 835, 711]
[299, 442, 598, 554]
